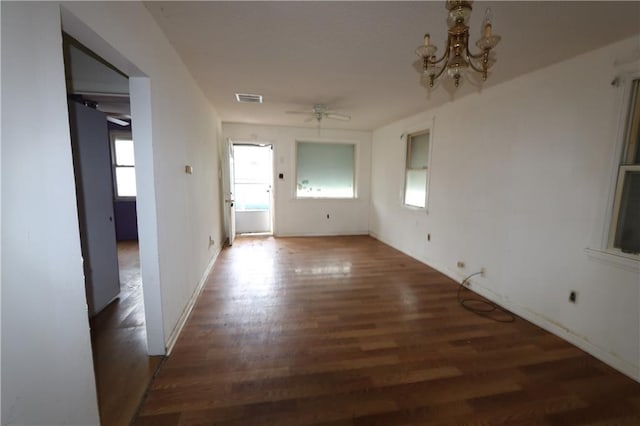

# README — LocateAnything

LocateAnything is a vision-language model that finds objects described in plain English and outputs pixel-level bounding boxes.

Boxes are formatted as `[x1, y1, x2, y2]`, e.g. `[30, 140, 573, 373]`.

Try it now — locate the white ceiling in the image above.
[144, 1, 640, 131]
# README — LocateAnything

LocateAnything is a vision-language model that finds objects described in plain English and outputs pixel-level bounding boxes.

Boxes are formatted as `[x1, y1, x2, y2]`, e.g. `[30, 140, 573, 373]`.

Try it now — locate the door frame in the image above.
[226, 140, 275, 237]
[61, 7, 166, 356]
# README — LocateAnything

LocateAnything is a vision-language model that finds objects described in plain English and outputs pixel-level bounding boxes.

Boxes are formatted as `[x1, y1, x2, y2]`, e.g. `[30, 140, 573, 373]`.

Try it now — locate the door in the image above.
[233, 144, 273, 234]
[68, 101, 120, 316]
[226, 141, 236, 245]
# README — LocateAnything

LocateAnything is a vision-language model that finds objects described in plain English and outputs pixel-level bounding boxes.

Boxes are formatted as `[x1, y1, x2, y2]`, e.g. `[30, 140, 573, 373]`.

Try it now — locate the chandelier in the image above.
[415, 0, 501, 88]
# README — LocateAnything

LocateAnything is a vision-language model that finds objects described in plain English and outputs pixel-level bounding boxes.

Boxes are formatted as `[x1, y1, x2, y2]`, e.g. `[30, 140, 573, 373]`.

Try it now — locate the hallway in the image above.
[134, 236, 640, 425]
[90, 241, 162, 426]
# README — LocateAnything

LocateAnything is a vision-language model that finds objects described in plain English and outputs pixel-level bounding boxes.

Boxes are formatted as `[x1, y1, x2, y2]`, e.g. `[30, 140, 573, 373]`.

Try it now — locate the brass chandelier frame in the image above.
[416, 0, 501, 88]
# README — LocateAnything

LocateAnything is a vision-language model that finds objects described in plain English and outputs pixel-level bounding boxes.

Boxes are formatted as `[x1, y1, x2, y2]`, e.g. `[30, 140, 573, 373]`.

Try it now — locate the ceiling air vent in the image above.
[235, 93, 263, 103]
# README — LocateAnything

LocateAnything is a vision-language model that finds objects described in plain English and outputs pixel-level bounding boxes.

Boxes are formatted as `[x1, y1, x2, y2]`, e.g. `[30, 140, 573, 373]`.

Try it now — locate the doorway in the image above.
[233, 144, 274, 235]
[63, 34, 161, 426]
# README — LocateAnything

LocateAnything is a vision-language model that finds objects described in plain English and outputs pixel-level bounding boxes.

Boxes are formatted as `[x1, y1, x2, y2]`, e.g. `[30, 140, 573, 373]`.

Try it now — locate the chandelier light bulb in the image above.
[482, 8, 494, 38]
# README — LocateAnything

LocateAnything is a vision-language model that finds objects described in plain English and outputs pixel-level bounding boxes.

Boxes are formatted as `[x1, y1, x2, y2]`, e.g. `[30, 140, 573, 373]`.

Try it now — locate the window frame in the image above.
[294, 140, 358, 200]
[603, 71, 640, 260]
[109, 130, 136, 200]
[402, 123, 433, 212]
[609, 164, 640, 252]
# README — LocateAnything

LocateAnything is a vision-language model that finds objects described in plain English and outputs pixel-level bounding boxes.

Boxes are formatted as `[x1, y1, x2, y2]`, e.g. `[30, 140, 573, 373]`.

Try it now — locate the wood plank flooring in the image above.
[90, 241, 163, 426]
[134, 236, 640, 425]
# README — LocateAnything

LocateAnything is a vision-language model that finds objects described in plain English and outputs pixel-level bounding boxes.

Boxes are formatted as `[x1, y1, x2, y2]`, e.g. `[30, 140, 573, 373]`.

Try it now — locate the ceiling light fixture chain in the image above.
[415, 0, 501, 89]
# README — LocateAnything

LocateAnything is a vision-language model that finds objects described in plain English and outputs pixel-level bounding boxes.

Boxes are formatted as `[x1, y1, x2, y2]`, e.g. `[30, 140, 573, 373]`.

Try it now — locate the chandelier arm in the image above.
[429, 37, 452, 66]
[465, 45, 486, 60]
[467, 56, 487, 73]
[431, 56, 450, 82]
[429, 53, 449, 66]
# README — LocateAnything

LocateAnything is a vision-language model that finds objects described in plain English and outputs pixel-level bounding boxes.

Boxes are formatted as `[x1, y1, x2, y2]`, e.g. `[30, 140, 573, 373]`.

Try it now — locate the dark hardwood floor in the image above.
[90, 241, 163, 426]
[134, 236, 640, 425]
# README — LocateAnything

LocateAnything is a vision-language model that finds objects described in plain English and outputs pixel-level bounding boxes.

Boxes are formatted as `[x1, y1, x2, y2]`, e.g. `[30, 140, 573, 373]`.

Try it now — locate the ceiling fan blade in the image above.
[325, 112, 351, 121]
[285, 110, 313, 115]
[107, 116, 130, 126]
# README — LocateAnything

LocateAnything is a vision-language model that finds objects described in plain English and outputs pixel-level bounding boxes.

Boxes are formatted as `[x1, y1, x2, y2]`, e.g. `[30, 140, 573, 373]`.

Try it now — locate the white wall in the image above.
[1, 3, 100, 424]
[2, 1, 224, 424]
[370, 35, 640, 380]
[60, 0, 224, 351]
[223, 123, 372, 237]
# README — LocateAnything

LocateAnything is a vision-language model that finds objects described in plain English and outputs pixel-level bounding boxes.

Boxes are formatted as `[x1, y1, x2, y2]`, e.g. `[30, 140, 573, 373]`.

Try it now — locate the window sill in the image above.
[294, 197, 359, 201]
[402, 204, 428, 214]
[584, 248, 639, 273]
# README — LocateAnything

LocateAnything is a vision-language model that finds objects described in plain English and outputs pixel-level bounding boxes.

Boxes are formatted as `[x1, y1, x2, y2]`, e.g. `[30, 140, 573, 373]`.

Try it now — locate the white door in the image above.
[68, 101, 120, 316]
[226, 141, 236, 245]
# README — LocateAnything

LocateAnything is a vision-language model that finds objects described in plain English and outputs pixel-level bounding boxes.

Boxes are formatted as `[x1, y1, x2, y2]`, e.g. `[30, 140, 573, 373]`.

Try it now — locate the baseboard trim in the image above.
[165, 246, 221, 355]
[368, 232, 640, 382]
[276, 231, 369, 237]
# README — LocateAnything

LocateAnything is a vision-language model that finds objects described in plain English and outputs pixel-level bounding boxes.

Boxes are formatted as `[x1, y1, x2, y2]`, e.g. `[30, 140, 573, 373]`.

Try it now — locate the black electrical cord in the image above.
[457, 271, 515, 323]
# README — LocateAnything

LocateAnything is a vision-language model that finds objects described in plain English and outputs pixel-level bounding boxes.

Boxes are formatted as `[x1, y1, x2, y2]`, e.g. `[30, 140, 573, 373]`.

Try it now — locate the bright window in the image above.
[111, 134, 136, 198]
[296, 142, 355, 198]
[610, 79, 640, 254]
[404, 130, 430, 208]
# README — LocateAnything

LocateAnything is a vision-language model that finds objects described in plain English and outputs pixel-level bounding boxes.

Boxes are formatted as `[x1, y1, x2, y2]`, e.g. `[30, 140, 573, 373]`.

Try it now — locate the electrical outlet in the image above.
[480, 267, 486, 277]
[457, 261, 465, 268]
[209, 236, 215, 247]
[427, 233, 431, 242]
[569, 291, 577, 303]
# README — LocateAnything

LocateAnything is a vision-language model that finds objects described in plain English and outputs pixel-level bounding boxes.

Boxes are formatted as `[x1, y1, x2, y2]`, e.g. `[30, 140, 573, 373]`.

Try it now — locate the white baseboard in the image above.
[165, 246, 221, 355]
[465, 279, 639, 381]
[275, 231, 369, 237]
[368, 232, 640, 382]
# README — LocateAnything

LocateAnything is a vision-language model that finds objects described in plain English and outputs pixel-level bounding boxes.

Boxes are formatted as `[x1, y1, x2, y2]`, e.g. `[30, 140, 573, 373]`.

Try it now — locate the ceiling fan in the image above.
[286, 104, 351, 124]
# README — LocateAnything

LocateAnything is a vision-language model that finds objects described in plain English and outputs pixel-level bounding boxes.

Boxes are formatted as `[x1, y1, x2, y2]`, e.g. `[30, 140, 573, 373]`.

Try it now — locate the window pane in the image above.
[115, 167, 137, 197]
[405, 169, 427, 208]
[296, 142, 354, 198]
[234, 145, 272, 183]
[614, 170, 640, 254]
[626, 80, 640, 164]
[115, 138, 135, 166]
[235, 183, 270, 211]
[408, 132, 429, 169]
[625, 80, 640, 165]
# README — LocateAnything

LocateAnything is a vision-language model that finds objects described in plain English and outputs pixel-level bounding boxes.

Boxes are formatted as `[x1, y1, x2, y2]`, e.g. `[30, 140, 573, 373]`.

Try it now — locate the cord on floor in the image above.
[457, 271, 515, 323]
